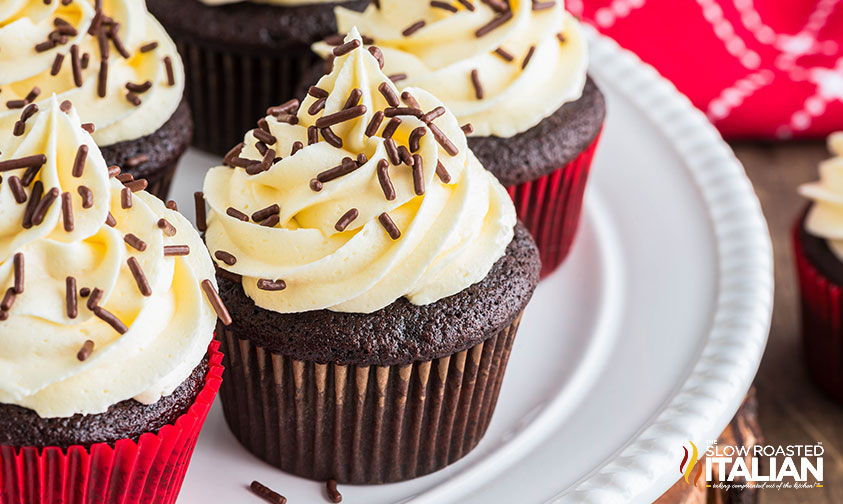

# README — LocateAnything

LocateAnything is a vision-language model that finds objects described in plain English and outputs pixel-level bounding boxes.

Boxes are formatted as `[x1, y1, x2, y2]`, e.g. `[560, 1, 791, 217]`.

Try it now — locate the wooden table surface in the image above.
[733, 141, 843, 504]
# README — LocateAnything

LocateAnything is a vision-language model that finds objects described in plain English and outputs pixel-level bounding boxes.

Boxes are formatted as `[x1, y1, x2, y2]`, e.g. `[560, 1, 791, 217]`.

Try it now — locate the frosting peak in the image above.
[204, 29, 516, 314]
[800, 132, 843, 260]
[0, 97, 217, 418]
[314, 0, 587, 138]
[0, 0, 185, 146]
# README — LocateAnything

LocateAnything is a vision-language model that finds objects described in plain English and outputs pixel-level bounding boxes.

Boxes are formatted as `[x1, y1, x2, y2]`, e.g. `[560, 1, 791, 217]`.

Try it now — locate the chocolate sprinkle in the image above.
[251, 204, 280, 222]
[123, 233, 147, 252]
[368, 46, 385, 68]
[80, 287, 91, 297]
[127, 257, 152, 296]
[164, 245, 190, 256]
[436, 160, 452, 183]
[226, 207, 249, 222]
[421, 106, 446, 123]
[94, 306, 128, 334]
[522, 45, 536, 69]
[77, 185, 93, 208]
[332, 39, 361, 57]
[557, 32, 566, 43]
[291, 141, 304, 156]
[401, 91, 421, 110]
[256, 279, 286, 292]
[321, 127, 343, 148]
[327, 479, 342, 503]
[398, 145, 413, 166]
[389, 73, 408, 83]
[307, 126, 319, 145]
[308, 98, 326, 115]
[31, 187, 58, 226]
[461, 123, 474, 134]
[108, 165, 121, 178]
[384, 107, 423, 118]
[51, 53, 65, 75]
[335, 208, 358, 232]
[72, 145, 88, 177]
[60, 100, 72, 113]
[315, 105, 367, 128]
[260, 214, 280, 227]
[344, 88, 362, 110]
[532, 0, 556, 10]
[66, 277, 77, 318]
[253, 128, 277, 146]
[308, 86, 329, 99]
[105, 211, 116, 227]
[126, 153, 149, 167]
[165, 200, 178, 211]
[223, 143, 245, 167]
[402, 20, 426, 37]
[382, 117, 401, 138]
[376, 159, 396, 200]
[431, 1, 459, 12]
[317, 157, 358, 183]
[98, 59, 109, 98]
[121, 187, 132, 208]
[87, 287, 103, 310]
[378, 212, 401, 240]
[476, 10, 513, 37]
[61, 192, 74, 232]
[125, 91, 141, 106]
[412, 154, 425, 195]
[309, 179, 323, 192]
[201, 279, 232, 325]
[13, 253, 24, 294]
[157, 218, 176, 236]
[357, 153, 368, 165]
[429, 122, 459, 155]
[1, 288, 15, 311]
[0, 154, 47, 172]
[250, 481, 286, 504]
[214, 250, 237, 266]
[470, 69, 484, 99]
[384, 138, 401, 165]
[8, 176, 26, 204]
[81, 123, 95, 133]
[365, 110, 385, 137]
[163, 56, 175, 86]
[494, 47, 514, 61]
[194, 192, 206, 232]
[70, 44, 83, 87]
[125, 179, 148, 192]
[22, 181, 43, 229]
[77, 340, 94, 361]
[378, 82, 400, 107]
[140, 41, 158, 52]
[409, 127, 427, 152]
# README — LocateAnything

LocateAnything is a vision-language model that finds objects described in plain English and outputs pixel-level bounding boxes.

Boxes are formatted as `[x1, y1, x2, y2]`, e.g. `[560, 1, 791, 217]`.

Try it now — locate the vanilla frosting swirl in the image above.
[204, 29, 515, 314]
[0, 0, 185, 147]
[313, 1, 587, 138]
[0, 98, 216, 418]
[800, 132, 843, 260]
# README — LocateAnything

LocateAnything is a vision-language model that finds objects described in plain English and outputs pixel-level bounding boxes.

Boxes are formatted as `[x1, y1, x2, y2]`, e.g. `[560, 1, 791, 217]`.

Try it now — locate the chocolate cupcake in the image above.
[794, 132, 843, 404]
[146, 0, 368, 155]
[202, 29, 540, 483]
[0, 98, 223, 504]
[314, 1, 605, 277]
[0, 0, 192, 199]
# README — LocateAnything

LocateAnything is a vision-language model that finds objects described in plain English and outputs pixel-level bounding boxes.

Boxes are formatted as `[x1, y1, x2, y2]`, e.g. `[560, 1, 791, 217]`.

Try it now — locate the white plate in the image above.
[168, 28, 773, 504]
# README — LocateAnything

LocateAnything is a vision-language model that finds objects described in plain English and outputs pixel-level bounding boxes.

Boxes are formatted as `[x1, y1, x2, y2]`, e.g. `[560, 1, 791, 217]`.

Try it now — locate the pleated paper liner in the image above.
[138, 160, 179, 201]
[507, 130, 602, 279]
[0, 340, 224, 504]
[174, 37, 319, 156]
[219, 313, 523, 484]
[793, 219, 843, 404]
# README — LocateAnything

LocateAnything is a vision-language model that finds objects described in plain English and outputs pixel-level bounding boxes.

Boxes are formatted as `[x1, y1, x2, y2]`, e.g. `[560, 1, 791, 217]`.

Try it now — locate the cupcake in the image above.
[795, 132, 843, 403]
[0, 0, 191, 199]
[203, 29, 540, 483]
[313, 1, 605, 277]
[0, 97, 224, 503]
[145, 0, 368, 156]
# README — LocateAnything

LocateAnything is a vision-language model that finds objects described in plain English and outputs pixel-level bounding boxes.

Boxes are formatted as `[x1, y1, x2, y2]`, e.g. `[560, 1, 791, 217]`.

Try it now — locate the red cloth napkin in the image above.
[574, 0, 843, 139]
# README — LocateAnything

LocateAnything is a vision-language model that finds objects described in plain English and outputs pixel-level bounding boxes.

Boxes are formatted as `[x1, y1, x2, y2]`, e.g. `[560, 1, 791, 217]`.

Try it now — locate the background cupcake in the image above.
[146, 0, 368, 155]
[203, 30, 540, 483]
[0, 0, 191, 199]
[0, 98, 223, 504]
[314, 1, 605, 277]
[794, 132, 843, 403]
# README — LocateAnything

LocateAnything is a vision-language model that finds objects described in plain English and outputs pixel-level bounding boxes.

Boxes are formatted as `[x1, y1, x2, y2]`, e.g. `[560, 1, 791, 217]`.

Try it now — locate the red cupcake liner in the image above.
[793, 221, 843, 403]
[506, 130, 602, 278]
[0, 340, 223, 504]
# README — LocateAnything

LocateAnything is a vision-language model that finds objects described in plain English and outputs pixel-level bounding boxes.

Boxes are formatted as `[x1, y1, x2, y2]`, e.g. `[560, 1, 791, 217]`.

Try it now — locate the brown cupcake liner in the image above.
[218, 313, 523, 484]
[175, 38, 318, 156]
[141, 160, 179, 201]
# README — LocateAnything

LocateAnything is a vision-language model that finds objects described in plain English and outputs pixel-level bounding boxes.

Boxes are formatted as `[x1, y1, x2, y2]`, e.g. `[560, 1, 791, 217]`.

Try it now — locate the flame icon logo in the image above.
[679, 441, 703, 485]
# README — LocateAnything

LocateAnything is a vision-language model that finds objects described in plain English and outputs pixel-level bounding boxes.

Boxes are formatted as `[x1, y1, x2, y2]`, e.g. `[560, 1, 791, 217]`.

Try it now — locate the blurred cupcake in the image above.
[203, 29, 540, 483]
[314, 1, 605, 277]
[0, 97, 224, 504]
[795, 132, 843, 403]
[0, 0, 191, 199]
[146, 0, 368, 155]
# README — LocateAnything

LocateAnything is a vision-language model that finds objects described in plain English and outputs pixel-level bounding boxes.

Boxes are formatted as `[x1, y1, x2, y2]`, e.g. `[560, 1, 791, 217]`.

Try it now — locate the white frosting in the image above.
[204, 29, 516, 314]
[0, 98, 217, 418]
[800, 132, 843, 260]
[314, 1, 587, 138]
[0, 0, 185, 147]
